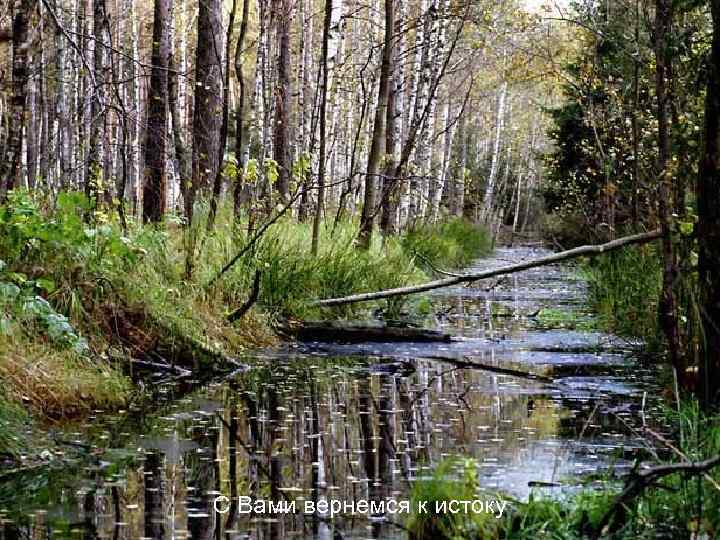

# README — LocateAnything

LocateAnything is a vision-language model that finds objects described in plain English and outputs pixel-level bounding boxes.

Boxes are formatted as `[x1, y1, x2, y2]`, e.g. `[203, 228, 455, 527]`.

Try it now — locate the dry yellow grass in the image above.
[0, 337, 130, 420]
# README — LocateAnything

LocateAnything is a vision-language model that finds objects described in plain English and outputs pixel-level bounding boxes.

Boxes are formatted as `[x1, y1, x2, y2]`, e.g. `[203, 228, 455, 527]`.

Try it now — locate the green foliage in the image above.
[580, 245, 663, 343]
[0, 193, 491, 420]
[211, 220, 428, 319]
[264, 158, 279, 185]
[536, 307, 596, 331]
[0, 395, 29, 457]
[405, 457, 618, 540]
[199, 215, 492, 320]
[402, 218, 492, 271]
[623, 402, 720, 538]
[411, 430, 720, 539]
[0, 283, 89, 354]
[407, 458, 505, 539]
[542, 0, 707, 243]
[0, 190, 137, 303]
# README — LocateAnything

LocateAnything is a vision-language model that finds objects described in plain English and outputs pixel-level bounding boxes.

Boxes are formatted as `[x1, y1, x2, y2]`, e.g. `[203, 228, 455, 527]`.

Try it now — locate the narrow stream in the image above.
[0, 246, 664, 539]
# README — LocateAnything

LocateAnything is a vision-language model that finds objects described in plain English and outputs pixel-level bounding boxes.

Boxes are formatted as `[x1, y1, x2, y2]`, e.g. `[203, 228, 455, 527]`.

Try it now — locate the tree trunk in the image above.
[654, 0, 683, 375]
[0, 0, 35, 200]
[273, 0, 292, 203]
[380, 0, 404, 235]
[206, 0, 238, 232]
[357, 0, 394, 249]
[480, 81, 507, 222]
[697, 0, 720, 408]
[312, 0, 332, 255]
[142, 0, 171, 223]
[428, 100, 456, 222]
[450, 113, 466, 217]
[314, 230, 662, 306]
[85, 0, 107, 209]
[169, 49, 190, 212]
[187, 0, 223, 223]
[26, 68, 38, 190]
[232, 0, 251, 219]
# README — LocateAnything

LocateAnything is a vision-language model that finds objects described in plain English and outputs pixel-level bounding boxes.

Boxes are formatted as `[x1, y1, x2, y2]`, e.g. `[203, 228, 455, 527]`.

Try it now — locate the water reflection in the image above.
[0, 355, 657, 539]
[0, 246, 663, 539]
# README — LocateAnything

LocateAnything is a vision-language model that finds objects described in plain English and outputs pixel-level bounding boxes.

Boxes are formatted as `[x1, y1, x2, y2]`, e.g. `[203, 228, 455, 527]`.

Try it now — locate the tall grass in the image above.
[401, 217, 493, 270]
[581, 244, 663, 343]
[209, 220, 428, 319]
[0, 394, 29, 457]
[0, 335, 130, 419]
[407, 458, 506, 539]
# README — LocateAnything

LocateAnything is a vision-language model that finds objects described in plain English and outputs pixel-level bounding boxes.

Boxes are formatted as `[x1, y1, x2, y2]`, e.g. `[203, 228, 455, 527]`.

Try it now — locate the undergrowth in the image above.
[580, 244, 663, 344]
[209, 220, 428, 319]
[0, 190, 491, 426]
[0, 395, 29, 458]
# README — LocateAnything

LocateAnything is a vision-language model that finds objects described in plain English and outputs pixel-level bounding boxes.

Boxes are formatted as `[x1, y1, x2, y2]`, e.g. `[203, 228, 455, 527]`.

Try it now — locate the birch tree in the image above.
[0, 0, 34, 201]
[479, 80, 507, 222]
[358, 0, 394, 249]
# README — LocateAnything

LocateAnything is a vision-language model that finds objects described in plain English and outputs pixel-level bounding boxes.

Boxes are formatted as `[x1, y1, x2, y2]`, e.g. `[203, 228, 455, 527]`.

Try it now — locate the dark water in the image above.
[0, 247, 664, 539]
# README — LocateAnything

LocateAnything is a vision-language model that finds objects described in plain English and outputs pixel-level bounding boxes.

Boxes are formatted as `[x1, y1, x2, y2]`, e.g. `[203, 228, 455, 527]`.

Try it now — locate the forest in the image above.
[1, 0, 720, 536]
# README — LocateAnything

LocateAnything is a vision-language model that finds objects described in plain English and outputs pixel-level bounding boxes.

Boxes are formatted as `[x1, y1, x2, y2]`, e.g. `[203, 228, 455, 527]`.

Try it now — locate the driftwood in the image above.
[592, 455, 720, 538]
[281, 320, 453, 343]
[313, 230, 662, 307]
[422, 355, 554, 383]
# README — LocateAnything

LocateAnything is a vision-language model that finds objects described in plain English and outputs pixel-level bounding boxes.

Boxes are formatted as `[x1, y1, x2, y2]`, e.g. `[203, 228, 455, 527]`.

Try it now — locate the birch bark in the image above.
[480, 81, 507, 222]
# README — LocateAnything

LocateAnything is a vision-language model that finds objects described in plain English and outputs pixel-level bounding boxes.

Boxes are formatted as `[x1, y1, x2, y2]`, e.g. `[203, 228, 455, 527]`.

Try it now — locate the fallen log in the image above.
[280, 320, 453, 343]
[312, 230, 662, 307]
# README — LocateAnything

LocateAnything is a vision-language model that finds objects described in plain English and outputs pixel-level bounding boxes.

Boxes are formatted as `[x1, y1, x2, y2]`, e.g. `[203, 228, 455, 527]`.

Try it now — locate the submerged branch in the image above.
[422, 355, 554, 383]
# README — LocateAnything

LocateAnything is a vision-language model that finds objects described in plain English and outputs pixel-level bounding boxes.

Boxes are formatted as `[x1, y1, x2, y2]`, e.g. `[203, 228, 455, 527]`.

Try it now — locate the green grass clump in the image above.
[401, 218, 492, 270]
[407, 404, 720, 540]
[405, 457, 614, 540]
[622, 401, 720, 538]
[0, 395, 29, 457]
[536, 307, 597, 331]
[0, 334, 130, 419]
[580, 244, 662, 343]
[213, 220, 427, 319]
[407, 458, 506, 539]
[0, 192, 493, 420]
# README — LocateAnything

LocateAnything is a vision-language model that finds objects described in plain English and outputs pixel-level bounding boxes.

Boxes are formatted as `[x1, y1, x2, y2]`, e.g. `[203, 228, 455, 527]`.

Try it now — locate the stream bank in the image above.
[0, 245, 665, 539]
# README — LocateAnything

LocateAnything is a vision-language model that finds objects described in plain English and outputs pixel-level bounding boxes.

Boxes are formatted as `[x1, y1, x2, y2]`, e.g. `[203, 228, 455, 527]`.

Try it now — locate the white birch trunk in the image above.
[480, 81, 507, 222]
[428, 99, 456, 222]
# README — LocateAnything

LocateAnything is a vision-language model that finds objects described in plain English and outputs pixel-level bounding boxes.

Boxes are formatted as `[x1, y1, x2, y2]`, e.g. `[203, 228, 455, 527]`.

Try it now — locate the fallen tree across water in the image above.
[313, 230, 662, 307]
